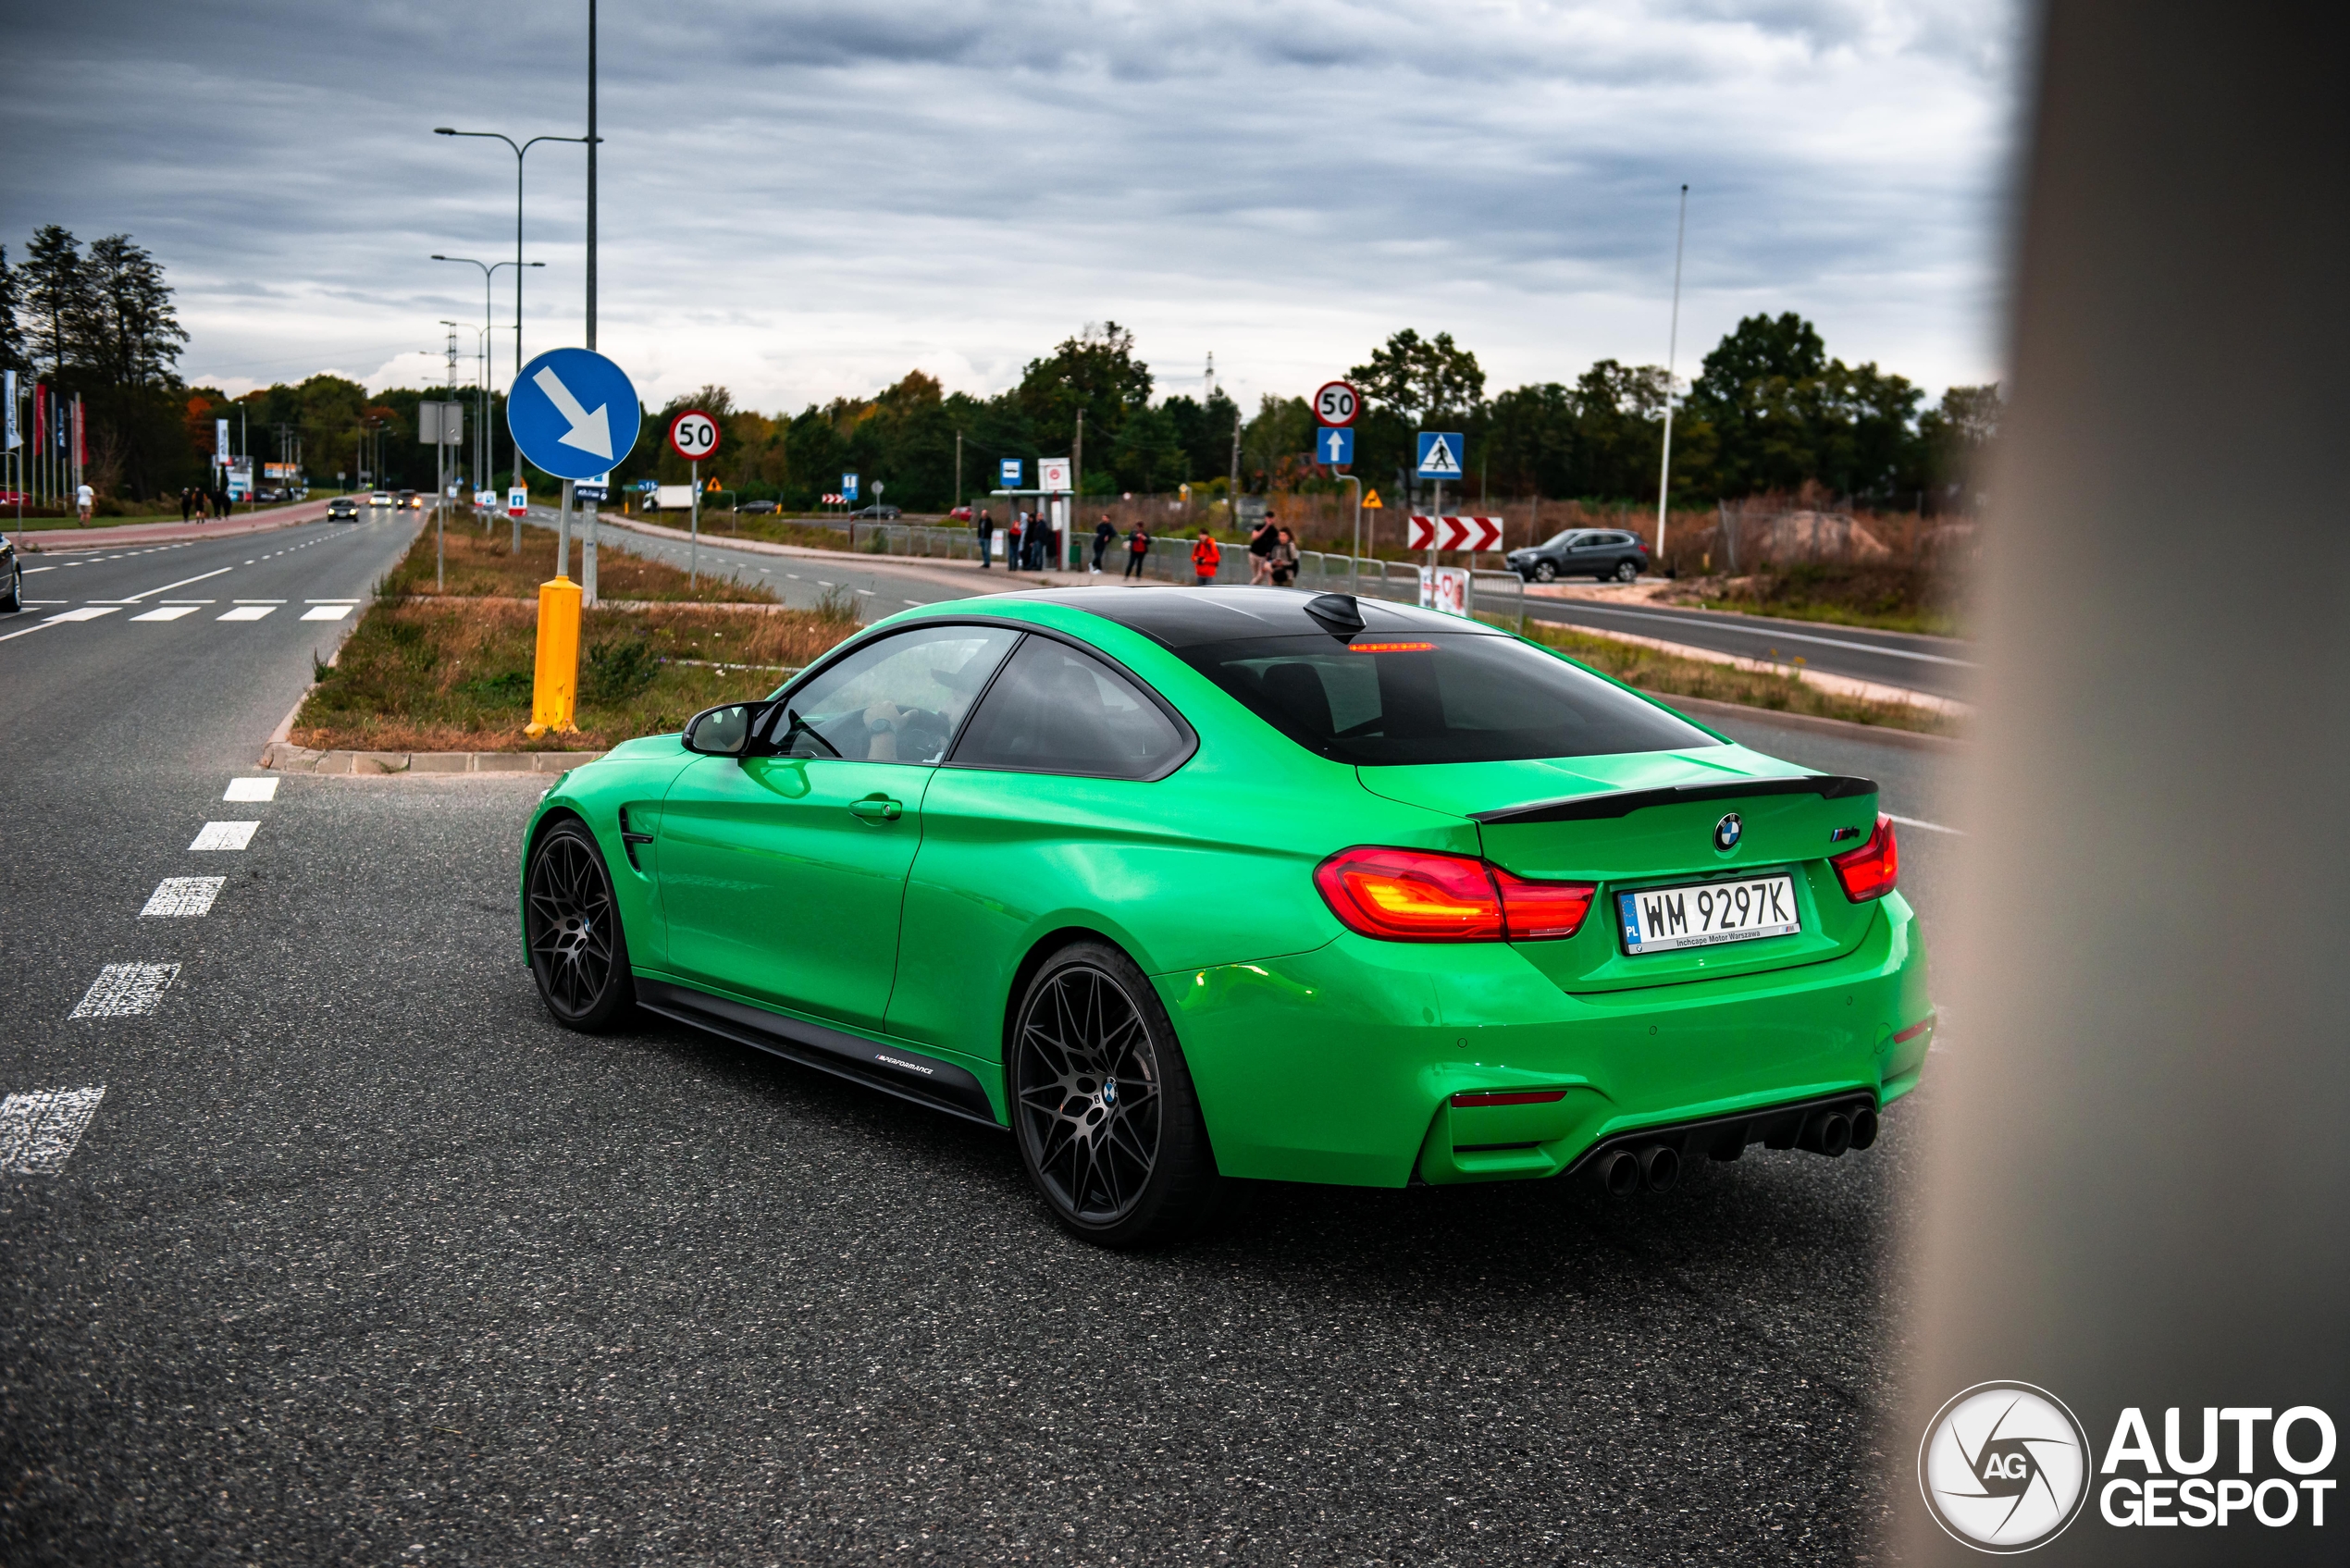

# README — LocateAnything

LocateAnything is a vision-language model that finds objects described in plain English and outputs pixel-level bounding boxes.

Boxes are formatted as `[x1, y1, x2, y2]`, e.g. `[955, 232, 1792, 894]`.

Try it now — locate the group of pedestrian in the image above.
[177, 485, 229, 523]
[974, 503, 1293, 588]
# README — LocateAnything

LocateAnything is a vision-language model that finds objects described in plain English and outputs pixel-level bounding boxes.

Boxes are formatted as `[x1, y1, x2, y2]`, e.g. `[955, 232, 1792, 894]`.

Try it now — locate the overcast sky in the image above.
[2, 0, 2023, 414]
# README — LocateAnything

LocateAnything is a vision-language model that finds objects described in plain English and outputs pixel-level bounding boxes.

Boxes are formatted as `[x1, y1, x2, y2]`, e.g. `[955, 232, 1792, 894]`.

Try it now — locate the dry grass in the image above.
[1514, 619, 1963, 737]
[292, 599, 861, 751]
[389, 516, 778, 603]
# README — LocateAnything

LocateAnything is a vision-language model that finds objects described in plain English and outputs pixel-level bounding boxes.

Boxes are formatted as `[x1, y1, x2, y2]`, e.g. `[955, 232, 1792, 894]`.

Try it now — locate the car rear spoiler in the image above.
[1471, 773, 1876, 825]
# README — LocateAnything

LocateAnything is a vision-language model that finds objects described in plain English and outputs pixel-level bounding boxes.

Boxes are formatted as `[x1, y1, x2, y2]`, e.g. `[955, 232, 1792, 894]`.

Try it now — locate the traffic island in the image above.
[282, 524, 859, 755]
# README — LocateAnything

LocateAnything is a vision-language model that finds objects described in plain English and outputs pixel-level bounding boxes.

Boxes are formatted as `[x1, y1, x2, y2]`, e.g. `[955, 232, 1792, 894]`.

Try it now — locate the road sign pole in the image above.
[689, 458, 699, 589]
[583, 482, 599, 607]
[557, 479, 573, 581]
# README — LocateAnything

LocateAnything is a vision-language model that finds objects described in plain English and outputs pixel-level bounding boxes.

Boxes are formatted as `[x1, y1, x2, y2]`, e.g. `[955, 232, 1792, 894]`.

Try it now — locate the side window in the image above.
[950, 636, 1191, 780]
[772, 625, 1020, 763]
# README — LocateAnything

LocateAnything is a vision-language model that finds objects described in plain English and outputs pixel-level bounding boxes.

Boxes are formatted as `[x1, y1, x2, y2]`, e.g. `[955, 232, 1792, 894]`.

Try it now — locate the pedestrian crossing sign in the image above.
[1416, 432, 1465, 479]
[1362, 488, 1383, 509]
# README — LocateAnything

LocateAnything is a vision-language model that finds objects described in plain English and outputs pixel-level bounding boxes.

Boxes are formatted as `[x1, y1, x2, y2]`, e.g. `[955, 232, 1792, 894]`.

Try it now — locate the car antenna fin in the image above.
[1305, 593, 1366, 637]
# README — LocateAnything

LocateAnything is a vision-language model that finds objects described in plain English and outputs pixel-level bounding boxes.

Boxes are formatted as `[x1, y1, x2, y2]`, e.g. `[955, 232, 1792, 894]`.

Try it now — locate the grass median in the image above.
[293, 522, 859, 752]
[1515, 618, 1962, 737]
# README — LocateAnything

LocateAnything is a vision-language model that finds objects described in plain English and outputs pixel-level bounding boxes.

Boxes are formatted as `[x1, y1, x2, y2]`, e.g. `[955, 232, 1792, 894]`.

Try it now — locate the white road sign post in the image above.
[670, 409, 721, 589]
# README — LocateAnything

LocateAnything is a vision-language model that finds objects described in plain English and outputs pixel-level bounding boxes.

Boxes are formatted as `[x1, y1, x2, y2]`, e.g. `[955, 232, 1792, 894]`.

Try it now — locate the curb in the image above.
[260, 741, 603, 774]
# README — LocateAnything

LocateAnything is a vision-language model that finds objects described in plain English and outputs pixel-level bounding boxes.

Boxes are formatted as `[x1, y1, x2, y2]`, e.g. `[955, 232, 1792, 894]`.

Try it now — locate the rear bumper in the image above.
[1158, 892, 1931, 1188]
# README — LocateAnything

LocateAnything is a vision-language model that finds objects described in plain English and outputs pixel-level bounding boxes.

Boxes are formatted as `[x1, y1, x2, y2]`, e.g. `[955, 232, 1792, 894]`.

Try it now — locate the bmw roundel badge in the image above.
[1713, 812, 1743, 852]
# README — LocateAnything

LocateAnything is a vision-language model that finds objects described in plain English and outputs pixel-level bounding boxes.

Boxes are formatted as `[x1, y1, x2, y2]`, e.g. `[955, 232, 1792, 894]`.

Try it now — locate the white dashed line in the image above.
[190, 821, 259, 851]
[130, 605, 200, 622]
[217, 605, 275, 622]
[1888, 814, 1963, 836]
[300, 605, 352, 622]
[142, 877, 225, 917]
[0, 1087, 107, 1173]
[123, 566, 234, 602]
[223, 777, 279, 801]
[21, 565, 52, 574]
[70, 964, 179, 1019]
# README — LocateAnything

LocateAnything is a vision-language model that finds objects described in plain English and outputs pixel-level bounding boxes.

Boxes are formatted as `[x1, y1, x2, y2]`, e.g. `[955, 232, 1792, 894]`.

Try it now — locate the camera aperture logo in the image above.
[1920, 1382, 2092, 1552]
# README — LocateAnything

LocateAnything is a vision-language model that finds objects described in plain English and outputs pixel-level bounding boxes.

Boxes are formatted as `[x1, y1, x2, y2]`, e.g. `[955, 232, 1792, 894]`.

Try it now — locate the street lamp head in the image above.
[431, 253, 448, 260]
[434, 127, 455, 135]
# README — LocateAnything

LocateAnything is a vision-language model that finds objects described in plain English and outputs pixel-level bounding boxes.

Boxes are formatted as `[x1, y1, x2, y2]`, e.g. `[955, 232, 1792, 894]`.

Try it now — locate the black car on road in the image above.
[0, 530, 19, 611]
[327, 496, 360, 522]
[1507, 528, 1650, 584]
[850, 503, 902, 520]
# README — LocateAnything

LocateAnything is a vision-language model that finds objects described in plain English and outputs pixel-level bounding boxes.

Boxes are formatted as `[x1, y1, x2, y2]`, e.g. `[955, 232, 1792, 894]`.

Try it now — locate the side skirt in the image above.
[637, 978, 1004, 1130]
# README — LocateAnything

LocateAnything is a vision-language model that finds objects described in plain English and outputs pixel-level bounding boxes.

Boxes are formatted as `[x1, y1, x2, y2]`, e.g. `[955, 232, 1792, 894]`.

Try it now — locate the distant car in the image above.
[0, 530, 20, 612]
[948, 505, 973, 522]
[0, 490, 27, 507]
[1508, 528, 1650, 585]
[327, 497, 360, 522]
[369, 490, 393, 508]
[399, 491, 423, 511]
[737, 500, 780, 515]
[850, 503, 902, 520]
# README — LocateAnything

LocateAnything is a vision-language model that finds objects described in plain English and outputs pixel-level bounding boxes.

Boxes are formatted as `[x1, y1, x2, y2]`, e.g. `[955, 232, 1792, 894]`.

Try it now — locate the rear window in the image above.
[1178, 633, 1718, 765]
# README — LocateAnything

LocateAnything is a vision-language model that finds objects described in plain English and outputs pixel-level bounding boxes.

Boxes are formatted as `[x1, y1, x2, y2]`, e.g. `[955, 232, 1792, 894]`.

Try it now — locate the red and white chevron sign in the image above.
[1406, 514, 1505, 551]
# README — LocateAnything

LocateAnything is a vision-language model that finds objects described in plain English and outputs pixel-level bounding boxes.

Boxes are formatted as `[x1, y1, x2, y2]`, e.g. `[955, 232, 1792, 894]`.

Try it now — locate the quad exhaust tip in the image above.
[1588, 1095, 1883, 1197]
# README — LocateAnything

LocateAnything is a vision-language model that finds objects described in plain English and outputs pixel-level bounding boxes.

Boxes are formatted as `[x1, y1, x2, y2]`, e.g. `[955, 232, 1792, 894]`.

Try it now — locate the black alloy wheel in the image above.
[1532, 559, 1558, 583]
[1, 562, 19, 612]
[1010, 942, 1220, 1246]
[1614, 558, 1640, 583]
[525, 818, 635, 1031]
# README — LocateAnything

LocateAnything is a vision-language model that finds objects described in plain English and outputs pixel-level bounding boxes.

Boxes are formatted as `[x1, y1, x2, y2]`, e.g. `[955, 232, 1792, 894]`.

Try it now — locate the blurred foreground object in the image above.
[1902, 1, 2347, 1562]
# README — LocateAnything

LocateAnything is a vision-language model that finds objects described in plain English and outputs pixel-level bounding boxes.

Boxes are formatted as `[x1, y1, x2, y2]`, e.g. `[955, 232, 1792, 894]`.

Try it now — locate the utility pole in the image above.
[954, 431, 962, 516]
[586, 0, 598, 352]
[1069, 410, 1082, 571]
[1229, 414, 1242, 533]
[1655, 183, 1688, 571]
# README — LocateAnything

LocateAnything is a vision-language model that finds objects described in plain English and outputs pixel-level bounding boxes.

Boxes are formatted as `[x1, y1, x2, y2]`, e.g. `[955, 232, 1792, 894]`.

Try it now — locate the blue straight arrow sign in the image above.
[1317, 426, 1355, 466]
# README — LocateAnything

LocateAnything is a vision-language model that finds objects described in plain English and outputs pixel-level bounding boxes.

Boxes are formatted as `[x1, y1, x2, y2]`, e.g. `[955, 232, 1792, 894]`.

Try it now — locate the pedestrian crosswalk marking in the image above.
[131, 605, 200, 622]
[217, 605, 275, 622]
[0, 1087, 107, 1173]
[142, 877, 225, 917]
[300, 605, 352, 622]
[70, 965, 179, 1019]
[222, 777, 278, 802]
[46, 606, 119, 623]
[190, 821, 259, 851]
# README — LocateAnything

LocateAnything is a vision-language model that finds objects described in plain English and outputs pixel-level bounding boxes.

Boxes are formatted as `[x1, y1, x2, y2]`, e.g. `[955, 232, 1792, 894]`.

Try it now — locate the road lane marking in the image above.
[300, 605, 352, 621]
[190, 821, 259, 850]
[223, 777, 279, 801]
[46, 606, 120, 623]
[122, 566, 235, 602]
[21, 565, 52, 574]
[217, 605, 275, 621]
[0, 1087, 107, 1174]
[130, 606, 200, 622]
[232, 599, 286, 603]
[1888, 813, 1963, 835]
[304, 599, 359, 604]
[142, 877, 226, 917]
[70, 964, 179, 1019]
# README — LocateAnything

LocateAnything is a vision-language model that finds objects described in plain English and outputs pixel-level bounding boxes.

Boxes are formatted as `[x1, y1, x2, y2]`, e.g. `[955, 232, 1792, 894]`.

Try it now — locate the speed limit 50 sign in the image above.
[1313, 380, 1360, 427]
[668, 409, 721, 462]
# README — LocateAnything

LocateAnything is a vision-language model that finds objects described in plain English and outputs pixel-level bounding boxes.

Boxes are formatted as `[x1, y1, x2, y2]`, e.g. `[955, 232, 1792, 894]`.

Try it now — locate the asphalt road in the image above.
[0, 534, 1963, 1563]
[1516, 595, 1976, 700]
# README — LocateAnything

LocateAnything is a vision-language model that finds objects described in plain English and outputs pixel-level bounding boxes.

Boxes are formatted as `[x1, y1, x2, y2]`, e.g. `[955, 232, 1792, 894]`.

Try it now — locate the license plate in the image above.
[1618, 874, 1800, 954]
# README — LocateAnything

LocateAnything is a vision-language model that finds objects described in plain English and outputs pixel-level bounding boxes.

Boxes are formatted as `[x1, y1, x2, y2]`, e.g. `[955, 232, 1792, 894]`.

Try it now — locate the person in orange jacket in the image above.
[1191, 528, 1221, 585]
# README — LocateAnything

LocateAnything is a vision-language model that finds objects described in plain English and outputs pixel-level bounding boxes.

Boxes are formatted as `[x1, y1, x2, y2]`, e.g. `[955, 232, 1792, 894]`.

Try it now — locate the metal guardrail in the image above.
[1109, 541, 1526, 630]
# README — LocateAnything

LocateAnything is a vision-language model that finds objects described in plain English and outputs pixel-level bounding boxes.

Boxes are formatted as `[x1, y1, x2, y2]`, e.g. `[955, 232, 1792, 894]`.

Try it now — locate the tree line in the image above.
[3, 226, 1998, 514]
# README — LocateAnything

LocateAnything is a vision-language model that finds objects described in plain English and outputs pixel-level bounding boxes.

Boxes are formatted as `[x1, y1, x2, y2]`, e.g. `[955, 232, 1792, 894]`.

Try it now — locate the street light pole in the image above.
[1655, 182, 1688, 571]
[432, 255, 543, 510]
[587, 0, 598, 352]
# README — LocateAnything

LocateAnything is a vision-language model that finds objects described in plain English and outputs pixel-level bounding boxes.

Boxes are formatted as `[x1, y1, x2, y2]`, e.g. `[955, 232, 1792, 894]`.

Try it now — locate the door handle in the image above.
[848, 794, 904, 823]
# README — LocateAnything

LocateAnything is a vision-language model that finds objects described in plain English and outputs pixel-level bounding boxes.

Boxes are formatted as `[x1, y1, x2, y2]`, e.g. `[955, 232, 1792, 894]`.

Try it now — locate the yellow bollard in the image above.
[526, 574, 582, 736]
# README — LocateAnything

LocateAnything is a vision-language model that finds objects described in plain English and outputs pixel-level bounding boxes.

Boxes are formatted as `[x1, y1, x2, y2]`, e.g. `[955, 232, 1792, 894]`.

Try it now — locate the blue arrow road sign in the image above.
[843, 472, 860, 500]
[506, 349, 641, 481]
[999, 458, 1022, 487]
[1416, 431, 1465, 479]
[1317, 426, 1355, 466]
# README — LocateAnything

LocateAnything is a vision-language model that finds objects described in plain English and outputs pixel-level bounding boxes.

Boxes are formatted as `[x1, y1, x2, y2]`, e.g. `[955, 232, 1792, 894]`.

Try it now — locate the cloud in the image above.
[1, 0, 2022, 413]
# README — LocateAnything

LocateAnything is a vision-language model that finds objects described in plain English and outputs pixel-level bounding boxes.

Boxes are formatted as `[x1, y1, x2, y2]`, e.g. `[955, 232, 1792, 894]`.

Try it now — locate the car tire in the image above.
[1614, 559, 1639, 584]
[524, 817, 636, 1032]
[1009, 940, 1222, 1248]
[1532, 560, 1558, 583]
[0, 563, 19, 612]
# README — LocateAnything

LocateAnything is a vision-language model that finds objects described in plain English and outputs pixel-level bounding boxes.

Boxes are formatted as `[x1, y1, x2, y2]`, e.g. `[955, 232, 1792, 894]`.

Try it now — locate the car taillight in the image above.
[1314, 847, 1595, 943]
[1492, 868, 1596, 939]
[1830, 813, 1899, 901]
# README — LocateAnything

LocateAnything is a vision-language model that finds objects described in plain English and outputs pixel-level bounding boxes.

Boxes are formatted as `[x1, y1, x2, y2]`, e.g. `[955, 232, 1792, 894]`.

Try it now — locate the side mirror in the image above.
[682, 703, 758, 756]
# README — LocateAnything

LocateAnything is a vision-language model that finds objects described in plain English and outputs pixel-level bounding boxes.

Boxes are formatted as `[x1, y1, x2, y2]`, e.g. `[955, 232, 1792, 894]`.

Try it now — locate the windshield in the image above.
[1538, 530, 1588, 549]
[1177, 632, 1719, 765]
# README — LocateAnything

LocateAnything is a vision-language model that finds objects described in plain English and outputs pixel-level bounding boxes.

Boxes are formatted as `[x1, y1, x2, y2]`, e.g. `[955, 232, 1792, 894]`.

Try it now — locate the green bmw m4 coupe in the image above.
[520, 587, 1933, 1245]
